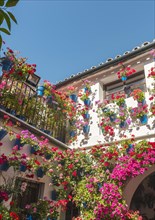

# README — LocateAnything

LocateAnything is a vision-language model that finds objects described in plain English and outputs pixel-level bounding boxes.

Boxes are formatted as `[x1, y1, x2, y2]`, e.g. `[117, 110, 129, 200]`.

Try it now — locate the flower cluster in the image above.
[130, 89, 145, 102]
[116, 62, 136, 79]
[2, 48, 36, 81]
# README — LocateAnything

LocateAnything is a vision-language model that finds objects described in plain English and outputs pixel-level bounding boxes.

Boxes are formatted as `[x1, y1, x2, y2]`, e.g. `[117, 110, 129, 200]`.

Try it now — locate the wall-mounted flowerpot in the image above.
[46, 96, 53, 106]
[69, 130, 76, 137]
[45, 153, 52, 160]
[84, 87, 91, 93]
[121, 76, 127, 81]
[97, 182, 102, 191]
[20, 164, 27, 172]
[0, 161, 9, 171]
[16, 115, 26, 121]
[109, 114, 116, 122]
[36, 167, 44, 178]
[0, 129, 7, 140]
[138, 99, 146, 106]
[83, 202, 87, 208]
[51, 190, 58, 201]
[13, 138, 24, 150]
[119, 121, 127, 128]
[26, 214, 33, 220]
[140, 115, 148, 124]
[83, 112, 90, 119]
[84, 99, 91, 106]
[126, 144, 134, 154]
[83, 125, 90, 134]
[30, 145, 39, 154]
[37, 86, 45, 97]
[69, 94, 77, 102]
[119, 102, 126, 108]
[1, 57, 13, 72]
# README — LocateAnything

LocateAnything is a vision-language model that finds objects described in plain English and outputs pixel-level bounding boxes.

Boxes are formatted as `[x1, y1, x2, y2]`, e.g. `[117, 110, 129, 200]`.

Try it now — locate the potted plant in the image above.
[129, 104, 148, 124]
[0, 154, 9, 171]
[111, 93, 126, 107]
[116, 62, 136, 81]
[130, 89, 145, 104]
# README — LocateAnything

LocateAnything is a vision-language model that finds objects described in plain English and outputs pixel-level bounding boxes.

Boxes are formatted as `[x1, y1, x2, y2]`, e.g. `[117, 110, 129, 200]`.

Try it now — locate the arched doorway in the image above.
[130, 172, 155, 220]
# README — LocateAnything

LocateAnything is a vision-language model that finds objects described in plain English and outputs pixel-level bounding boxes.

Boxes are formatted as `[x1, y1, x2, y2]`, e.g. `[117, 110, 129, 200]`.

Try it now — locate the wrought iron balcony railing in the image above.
[0, 76, 66, 143]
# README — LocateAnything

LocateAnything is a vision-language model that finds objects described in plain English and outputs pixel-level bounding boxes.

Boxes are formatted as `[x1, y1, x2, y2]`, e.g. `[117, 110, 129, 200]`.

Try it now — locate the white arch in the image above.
[123, 164, 155, 207]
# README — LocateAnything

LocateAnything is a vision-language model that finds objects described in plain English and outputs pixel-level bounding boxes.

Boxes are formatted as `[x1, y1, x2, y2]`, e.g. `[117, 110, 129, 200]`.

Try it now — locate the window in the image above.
[104, 71, 146, 100]
[14, 178, 44, 209]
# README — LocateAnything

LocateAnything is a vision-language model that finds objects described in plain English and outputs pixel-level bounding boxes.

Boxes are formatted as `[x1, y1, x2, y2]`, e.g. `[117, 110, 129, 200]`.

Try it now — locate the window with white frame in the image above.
[104, 71, 146, 100]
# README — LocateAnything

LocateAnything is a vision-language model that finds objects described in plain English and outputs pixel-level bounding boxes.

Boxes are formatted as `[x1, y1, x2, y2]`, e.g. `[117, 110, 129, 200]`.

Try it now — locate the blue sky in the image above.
[1, 0, 155, 84]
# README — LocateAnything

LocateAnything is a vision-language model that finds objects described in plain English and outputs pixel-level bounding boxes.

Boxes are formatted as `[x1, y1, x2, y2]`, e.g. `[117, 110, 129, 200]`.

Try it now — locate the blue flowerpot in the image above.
[140, 115, 148, 124]
[83, 125, 90, 134]
[0, 129, 7, 140]
[121, 76, 127, 81]
[97, 182, 102, 191]
[119, 121, 126, 128]
[13, 138, 24, 150]
[69, 130, 76, 137]
[36, 167, 44, 178]
[83, 113, 90, 119]
[30, 146, 39, 154]
[37, 86, 44, 97]
[46, 96, 53, 106]
[20, 164, 27, 172]
[84, 99, 91, 106]
[69, 94, 77, 102]
[1, 57, 13, 72]
[138, 99, 146, 106]
[84, 87, 91, 93]
[26, 214, 33, 220]
[126, 144, 134, 154]
[51, 190, 57, 201]
[45, 153, 51, 160]
[0, 161, 9, 171]
[119, 102, 126, 108]
[109, 114, 116, 122]
[83, 202, 87, 208]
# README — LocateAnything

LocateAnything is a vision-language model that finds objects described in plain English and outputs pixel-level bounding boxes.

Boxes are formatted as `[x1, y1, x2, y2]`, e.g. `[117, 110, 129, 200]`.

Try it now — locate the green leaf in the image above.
[0, 0, 4, 6]
[7, 11, 17, 24]
[0, 10, 4, 25]
[0, 9, 11, 30]
[0, 34, 2, 51]
[0, 27, 11, 35]
[5, 0, 19, 7]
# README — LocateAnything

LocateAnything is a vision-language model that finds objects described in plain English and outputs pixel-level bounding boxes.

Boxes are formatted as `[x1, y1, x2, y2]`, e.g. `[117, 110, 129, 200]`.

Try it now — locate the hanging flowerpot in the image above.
[51, 190, 58, 201]
[37, 86, 45, 97]
[119, 121, 126, 128]
[69, 94, 77, 102]
[83, 125, 90, 134]
[109, 114, 116, 122]
[83, 202, 87, 208]
[36, 167, 44, 178]
[121, 76, 127, 81]
[69, 130, 76, 137]
[83, 112, 90, 119]
[139, 114, 148, 124]
[30, 145, 39, 154]
[0, 129, 7, 140]
[13, 138, 24, 150]
[20, 164, 27, 172]
[1, 57, 13, 72]
[0, 161, 9, 171]
[84, 98, 91, 106]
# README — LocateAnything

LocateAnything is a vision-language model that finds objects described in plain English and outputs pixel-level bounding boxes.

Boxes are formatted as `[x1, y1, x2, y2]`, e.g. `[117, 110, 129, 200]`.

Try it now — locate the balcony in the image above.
[0, 75, 66, 143]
